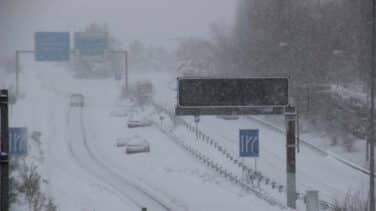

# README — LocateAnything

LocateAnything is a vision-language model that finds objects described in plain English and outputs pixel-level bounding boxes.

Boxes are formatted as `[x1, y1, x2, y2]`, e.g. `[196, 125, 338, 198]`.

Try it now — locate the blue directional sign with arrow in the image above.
[239, 129, 259, 157]
[9, 127, 28, 155]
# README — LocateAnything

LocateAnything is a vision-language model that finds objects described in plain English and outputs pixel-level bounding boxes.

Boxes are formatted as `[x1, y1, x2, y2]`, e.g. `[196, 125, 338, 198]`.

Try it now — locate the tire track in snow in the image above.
[79, 108, 173, 211]
[66, 107, 173, 211]
[65, 107, 141, 210]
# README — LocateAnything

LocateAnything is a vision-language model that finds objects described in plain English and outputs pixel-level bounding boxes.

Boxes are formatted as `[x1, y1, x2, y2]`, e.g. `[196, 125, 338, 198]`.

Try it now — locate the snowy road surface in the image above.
[11, 60, 286, 210]
[66, 107, 173, 211]
[11, 59, 369, 210]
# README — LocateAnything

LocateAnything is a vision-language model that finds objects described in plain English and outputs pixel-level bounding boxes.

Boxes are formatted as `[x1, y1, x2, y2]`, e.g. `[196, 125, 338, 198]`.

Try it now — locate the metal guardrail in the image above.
[248, 115, 376, 178]
[154, 121, 287, 209]
[152, 102, 288, 209]
[152, 102, 338, 210]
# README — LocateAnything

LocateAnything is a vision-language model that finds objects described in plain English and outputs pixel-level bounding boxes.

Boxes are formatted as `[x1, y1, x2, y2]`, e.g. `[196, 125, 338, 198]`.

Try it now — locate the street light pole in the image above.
[108, 50, 128, 96]
[0, 90, 9, 211]
[15, 50, 34, 98]
[369, 0, 376, 209]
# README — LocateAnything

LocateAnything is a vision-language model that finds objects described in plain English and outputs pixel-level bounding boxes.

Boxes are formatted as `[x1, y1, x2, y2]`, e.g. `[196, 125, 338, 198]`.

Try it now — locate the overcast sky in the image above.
[0, 0, 237, 57]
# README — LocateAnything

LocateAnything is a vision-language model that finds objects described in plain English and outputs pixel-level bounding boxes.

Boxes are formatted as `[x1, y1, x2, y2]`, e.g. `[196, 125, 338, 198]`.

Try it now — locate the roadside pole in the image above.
[124, 50, 128, 94]
[254, 158, 257, 173]
[108, 50, 128, 96]
[15, 50, 34, 97]
[370, 0, 376, 209]
[0, 90, 9, 211]
[194, 115, 200, 140]
[285, 106, 297, 209]
[16, 51, 19, 97]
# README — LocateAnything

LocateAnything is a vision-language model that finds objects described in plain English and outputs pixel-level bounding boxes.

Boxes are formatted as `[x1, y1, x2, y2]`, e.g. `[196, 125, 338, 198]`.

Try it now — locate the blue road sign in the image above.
[239, 129, 259, 157]
[35, 32, 70, 61]
[9, 127, 28, 155]
[74, 32, 108, 56]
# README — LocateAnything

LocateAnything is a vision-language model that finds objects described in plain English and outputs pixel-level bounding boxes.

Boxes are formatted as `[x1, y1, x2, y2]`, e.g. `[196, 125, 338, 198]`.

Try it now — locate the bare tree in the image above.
[44, 198, 58, 211]
[176, 38, 216, 77]
[17, 162, 49, 211]
[32, 191, 46, 211]
[18, 163, 41, 209]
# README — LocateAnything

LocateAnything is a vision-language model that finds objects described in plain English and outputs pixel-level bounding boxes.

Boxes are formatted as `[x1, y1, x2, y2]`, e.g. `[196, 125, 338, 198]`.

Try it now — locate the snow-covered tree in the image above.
[176, 38, 215, 77]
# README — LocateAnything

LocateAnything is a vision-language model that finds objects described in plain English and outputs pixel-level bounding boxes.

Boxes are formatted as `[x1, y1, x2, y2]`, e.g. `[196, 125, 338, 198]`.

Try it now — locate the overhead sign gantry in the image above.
[175, 76, 297, 209]
[176, 77, 289, 116]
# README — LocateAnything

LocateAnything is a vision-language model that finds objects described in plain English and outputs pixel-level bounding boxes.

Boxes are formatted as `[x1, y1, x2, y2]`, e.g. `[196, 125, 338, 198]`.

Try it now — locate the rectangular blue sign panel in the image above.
[74, 32, 108, 56]
[239, 129, 259, 157]
[9, 127, 28, 155]
[35, 32, 70, 61]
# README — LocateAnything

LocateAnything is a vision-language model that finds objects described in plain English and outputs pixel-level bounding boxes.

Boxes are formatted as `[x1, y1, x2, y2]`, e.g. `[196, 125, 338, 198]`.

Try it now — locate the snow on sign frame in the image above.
[175, 77, 289, 116]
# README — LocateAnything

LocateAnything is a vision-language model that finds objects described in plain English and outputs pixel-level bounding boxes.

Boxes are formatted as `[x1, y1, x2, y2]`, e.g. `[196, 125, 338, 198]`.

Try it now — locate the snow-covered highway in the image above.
[11, 61, 287, 210]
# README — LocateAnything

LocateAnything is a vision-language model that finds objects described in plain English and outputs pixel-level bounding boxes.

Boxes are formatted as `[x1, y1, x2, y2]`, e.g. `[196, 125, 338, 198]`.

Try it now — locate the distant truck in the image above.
[134, 80, 153, 105]
[70, 94, 85, 107]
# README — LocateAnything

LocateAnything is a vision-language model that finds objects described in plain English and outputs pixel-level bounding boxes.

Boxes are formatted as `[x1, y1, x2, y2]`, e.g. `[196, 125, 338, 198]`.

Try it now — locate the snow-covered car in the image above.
[70, 94, 84, 107]
[125, 145, 150, 154]
[217, 115, 239, 120]
[134, 80, 153, 105]
[115, 136, 150, 154]
[115, 138, 130, 147]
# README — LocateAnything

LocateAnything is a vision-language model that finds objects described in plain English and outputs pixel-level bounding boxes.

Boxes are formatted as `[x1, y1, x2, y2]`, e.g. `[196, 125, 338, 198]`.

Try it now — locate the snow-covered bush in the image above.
[11, 160, 57, 211]
[333, 189, 368, 211]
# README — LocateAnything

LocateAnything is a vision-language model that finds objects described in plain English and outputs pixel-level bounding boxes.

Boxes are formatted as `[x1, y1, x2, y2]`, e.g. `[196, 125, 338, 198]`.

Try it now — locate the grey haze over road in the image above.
[0, 0, 236, 56]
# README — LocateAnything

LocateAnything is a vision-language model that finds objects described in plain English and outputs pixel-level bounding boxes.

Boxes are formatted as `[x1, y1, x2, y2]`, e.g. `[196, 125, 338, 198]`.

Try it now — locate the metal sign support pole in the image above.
[194, 115, 200, 140]
[285, 106, 297, 209]
[108, 50, 128, 96]
[0, 90, 9, 211]
[370, 0, 376, 209]
[16, 51, 19, 97]
[254, 158, 257, 173]
[15, 50, 34, 97]
[124, 50, 128, 94]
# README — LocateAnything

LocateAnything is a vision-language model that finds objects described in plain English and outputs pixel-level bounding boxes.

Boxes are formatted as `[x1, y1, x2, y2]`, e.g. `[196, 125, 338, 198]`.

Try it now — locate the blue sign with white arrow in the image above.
[239, 129, 259, 157]
[9, 127, 28, 155]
